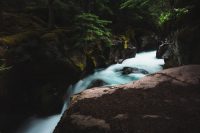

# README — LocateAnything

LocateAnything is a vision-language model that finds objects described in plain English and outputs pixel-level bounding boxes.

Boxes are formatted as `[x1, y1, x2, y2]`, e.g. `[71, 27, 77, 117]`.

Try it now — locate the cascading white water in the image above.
[17, 51, 164, 133]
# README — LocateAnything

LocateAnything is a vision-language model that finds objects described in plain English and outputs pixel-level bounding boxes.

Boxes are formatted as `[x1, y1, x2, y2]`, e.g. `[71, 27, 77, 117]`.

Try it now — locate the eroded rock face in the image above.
[109, 39, 136, 64]
[156, 43, 170, 59]
[139, 35, 157, 51]
[157, 26, 200, 68]
[54, 65, 200, 133]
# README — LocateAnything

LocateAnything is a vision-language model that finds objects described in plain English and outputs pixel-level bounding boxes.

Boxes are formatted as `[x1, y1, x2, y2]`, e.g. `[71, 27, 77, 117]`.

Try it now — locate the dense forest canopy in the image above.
[0, 0, 199, 37]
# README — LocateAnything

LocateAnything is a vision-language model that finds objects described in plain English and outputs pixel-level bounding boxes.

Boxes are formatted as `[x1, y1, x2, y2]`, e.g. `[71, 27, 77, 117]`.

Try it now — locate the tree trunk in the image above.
[0, 1, 3, 25]
[48, 0, 55, 29]
[169, 0, 175, 9]
[0, 9, 2, 25]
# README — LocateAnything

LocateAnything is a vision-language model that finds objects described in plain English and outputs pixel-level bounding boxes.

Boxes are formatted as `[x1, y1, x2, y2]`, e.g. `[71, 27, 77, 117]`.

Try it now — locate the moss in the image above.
[41, 28, 69, 43]
[0, 31, 41, 46]
[120, 35, 129, 49]
[41, 32, 59, 42]
[0, 64, 11, 74]
[77, 62, 85, 71]
[70, 56, 86, 72]
[124, 39, 128, 49]
[91, 57, 97, 68]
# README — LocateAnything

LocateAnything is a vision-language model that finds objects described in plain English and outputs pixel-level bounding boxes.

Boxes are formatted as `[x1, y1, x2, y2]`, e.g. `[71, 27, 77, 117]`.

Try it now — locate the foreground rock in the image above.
[54, 65, 200, 133]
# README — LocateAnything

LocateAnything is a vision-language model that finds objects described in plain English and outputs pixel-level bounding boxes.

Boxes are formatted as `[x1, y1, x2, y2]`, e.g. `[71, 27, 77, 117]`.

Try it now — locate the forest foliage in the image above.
[0, 0, 199, 48]
[73, 13, 112, 49]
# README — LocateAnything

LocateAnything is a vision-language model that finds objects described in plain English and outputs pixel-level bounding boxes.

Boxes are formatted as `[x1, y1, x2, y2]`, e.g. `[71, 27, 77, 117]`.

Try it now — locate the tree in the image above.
[72, 13, 112, 51]
[0, 1, 3, 25]
[73, 0, 112, 16]
[48, 0, 56, 29]
[119, 0, 161, 32]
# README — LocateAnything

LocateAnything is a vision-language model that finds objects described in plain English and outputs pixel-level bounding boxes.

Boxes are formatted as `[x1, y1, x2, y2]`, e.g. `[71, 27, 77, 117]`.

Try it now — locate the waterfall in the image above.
[17, 51, 164, 133]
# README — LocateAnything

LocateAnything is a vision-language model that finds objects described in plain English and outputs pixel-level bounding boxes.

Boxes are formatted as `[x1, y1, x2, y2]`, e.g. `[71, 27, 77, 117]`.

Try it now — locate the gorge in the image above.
[17, 51, 164, 133]
[1, 0, 200, 133]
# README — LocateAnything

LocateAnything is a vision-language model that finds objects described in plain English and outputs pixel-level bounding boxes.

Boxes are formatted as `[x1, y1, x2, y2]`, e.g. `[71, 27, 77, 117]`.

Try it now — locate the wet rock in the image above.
[87, 79, 107, 89]
[156, 43, 170, 59]
[140, 35, 157, 51]
[109, 38, 136, 64]
[134, 31, 158, 52]
[54, 65, 200, 133]
[121, 67, 149, 75]
[160, 26, 200, 68]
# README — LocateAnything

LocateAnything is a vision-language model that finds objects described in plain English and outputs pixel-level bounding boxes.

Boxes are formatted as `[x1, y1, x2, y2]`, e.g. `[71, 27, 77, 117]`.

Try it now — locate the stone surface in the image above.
[54, 65, 200, 133]
[120, 67, 149, 75]
[109, 39, 136, 64]
[158, 26, 200, 68]
[87, 79, 107, 89]
[156, 43, 170, 59]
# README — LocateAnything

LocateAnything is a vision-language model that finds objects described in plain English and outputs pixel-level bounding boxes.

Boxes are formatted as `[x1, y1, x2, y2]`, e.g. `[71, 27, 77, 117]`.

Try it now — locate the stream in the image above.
[17, 51, 164, 133]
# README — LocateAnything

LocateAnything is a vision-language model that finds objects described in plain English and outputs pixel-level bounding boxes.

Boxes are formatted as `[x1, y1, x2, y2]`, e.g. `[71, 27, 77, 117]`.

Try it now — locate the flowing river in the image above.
[17, 51, 164, 133]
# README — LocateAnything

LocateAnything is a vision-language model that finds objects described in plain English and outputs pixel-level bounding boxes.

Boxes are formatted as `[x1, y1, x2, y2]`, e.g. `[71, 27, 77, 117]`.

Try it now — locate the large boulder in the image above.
[54, 65, 200, 133]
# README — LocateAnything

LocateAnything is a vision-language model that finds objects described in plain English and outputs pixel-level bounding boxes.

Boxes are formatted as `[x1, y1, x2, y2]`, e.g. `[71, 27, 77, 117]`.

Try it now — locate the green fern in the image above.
[73, 13, 112, 48]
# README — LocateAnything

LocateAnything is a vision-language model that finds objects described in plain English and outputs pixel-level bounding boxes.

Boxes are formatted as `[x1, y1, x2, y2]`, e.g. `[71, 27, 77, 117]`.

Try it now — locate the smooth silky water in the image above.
[17, 51, 164, 133]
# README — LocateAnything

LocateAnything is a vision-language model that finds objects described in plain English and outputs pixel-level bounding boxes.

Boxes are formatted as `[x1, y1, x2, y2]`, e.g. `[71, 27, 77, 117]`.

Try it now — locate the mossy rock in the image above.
[68, 51, 87, 72]
[41, 29, 68, 42]
[0, 64, 11, 72]
[120, 35, 129, 49]
[40, 29, 71, 54]
[0, 31, 42, 46]
[41, 32, 60, 43]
